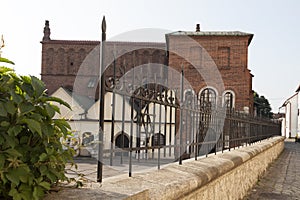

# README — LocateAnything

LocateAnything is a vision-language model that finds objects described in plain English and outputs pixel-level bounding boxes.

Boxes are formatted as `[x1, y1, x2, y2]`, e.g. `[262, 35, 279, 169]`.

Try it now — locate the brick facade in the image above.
[41, 40, 100, 96]
[41, 21, 254, 113]
[167, 32, 254, 112]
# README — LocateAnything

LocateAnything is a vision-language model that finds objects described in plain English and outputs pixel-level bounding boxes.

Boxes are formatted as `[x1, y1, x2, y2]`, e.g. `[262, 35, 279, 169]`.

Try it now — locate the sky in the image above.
[1, 0, 299, 112]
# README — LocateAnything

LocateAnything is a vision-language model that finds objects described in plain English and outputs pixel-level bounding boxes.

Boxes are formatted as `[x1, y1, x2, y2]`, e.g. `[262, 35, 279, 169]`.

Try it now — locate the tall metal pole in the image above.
[97, 16, 106, 183]
[179, 65, 184, 165]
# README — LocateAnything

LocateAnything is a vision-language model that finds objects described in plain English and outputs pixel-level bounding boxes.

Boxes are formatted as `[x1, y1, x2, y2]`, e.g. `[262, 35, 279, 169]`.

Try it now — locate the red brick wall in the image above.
[41, 34, 253, 112]
[41, 40, 166, 99]
[167, 35, 253, 112]
[41, 40, 100, 96]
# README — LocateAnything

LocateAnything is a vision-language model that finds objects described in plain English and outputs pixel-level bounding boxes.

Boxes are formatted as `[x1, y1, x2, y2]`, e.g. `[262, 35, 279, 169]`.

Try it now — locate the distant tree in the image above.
[254, 91, 273, 118]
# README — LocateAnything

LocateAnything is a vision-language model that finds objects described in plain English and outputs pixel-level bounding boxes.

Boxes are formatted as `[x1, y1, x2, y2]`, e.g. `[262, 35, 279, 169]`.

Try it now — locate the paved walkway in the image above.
[65, 155, 174, 182]
[243, 139, 300, 200]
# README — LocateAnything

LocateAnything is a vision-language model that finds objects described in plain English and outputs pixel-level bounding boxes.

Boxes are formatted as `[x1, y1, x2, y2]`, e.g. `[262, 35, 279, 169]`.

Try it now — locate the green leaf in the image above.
[0, 154, 5, 168]
[20, 82, 34, 97]
[8, 125, 23, 136]
[41, 96, 71, 110]
[3, 134, 17, 148]
[39, 182, 50, 190]
[45, 104, 55, 118]
[19, 102, 35, 115]
[19, 175, 28, 183]
[50, 104, 61, 114]
[39, 165, 47, 175]
[46, 147, 55, 155]
[10, 90, 23, 104]
[39, 153, 48, 162]
[5, 148, 22, 157]
[0, 134, 4, 145]
[6, 171, 20, 185]
[0, 57, 15, 65]
[21, 119, 42, 136]
[33, 186, 44, 200]
[5, 101, 15, 115]
[54, 119, 71, 130]
[19, 184, 32, 200]
[20, 76, 31, 84]
[45, 171, 57, 183]
[8, 188, 19, 199]
[1, 121, 10, 127]
[41, 123, 54, 136]
[0, 66, 14, 73]
[0, 102, 7, 116]
[19, 136, 29, 144]
[31, 76, 46, 98]
[29, 113, 43, 122]
[7, 166, 30, 185]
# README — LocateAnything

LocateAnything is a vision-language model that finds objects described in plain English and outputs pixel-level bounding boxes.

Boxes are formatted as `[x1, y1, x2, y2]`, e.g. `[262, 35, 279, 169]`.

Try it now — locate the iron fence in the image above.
[96, 63, 281, 181]
[96, 18, 281, 182]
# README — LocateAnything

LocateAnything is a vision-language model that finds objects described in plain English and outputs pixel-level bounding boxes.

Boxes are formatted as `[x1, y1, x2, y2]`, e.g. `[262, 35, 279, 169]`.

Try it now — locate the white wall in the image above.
[284, 94, 298, 138]
[54, 89, 177, 158]
[51, 87, 85, 120]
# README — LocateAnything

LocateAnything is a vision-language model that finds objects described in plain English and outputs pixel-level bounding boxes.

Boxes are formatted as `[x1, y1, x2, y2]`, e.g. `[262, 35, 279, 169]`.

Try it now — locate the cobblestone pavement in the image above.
[243, 138, 300, 200]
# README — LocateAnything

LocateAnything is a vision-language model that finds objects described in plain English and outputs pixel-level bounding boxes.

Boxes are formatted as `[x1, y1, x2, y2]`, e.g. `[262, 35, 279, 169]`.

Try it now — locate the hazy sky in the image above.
[1, 0, 299, 111]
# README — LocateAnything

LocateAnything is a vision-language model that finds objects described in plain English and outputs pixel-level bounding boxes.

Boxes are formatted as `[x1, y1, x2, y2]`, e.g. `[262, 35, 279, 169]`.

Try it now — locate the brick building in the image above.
[166, 26, 254, 112]
[41, 20, 254, 113]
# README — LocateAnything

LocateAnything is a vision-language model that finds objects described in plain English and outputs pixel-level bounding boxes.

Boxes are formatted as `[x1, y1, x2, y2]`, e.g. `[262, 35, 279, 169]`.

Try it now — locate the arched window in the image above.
[199, 88, 217, 110]
[67, 48, 76, 74]
[223, 91, 235, 109]
[57, 48, 65, 74]
[115, 132, 129, 156]
[151, 133, 165, 147]
[45, 48, 54, 74]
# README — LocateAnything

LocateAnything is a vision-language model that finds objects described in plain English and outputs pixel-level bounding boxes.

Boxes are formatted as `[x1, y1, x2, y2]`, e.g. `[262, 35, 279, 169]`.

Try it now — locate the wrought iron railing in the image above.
[96, 74, 281, 181]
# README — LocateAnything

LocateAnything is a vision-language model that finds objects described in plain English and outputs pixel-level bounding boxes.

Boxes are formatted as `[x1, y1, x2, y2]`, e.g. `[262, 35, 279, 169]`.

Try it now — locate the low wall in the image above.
[44, 136, 285, 200]
[99, 136, 285, 200]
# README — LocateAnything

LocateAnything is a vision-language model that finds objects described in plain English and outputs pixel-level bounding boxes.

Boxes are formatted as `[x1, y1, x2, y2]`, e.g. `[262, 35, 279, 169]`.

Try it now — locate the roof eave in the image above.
[247, 34, 254, 46]
[296, 85, 300, 92]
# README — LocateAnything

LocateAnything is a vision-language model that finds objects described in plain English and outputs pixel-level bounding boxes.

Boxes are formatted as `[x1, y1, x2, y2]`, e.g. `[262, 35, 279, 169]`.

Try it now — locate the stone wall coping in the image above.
[99, 136, 285, 199]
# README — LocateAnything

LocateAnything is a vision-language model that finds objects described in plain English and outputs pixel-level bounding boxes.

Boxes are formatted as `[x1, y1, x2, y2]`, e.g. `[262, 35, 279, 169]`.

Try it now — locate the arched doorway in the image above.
[151, 133, 165, 147]
[115, 133, 129, 156]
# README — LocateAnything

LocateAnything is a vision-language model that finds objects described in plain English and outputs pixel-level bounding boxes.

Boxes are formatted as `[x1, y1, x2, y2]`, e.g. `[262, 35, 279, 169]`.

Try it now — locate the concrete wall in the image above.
[99, 136, 284, 200]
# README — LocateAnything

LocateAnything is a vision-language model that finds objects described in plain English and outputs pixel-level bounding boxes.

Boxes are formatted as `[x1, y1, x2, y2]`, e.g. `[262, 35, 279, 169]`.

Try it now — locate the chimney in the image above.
[196, 24, 200, 32]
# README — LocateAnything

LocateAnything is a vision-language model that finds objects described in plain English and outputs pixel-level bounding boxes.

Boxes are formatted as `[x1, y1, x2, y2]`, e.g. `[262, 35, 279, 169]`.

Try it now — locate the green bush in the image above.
[0, 58, 74, 199]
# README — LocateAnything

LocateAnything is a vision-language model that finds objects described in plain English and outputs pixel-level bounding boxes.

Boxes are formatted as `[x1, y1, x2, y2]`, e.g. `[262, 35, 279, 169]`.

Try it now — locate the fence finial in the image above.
[102, 16, 106, 41]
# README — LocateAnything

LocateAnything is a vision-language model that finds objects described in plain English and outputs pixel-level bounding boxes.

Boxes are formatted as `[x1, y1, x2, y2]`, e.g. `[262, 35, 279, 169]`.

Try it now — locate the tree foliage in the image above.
[254, 91, 273, 118]
[0, 58, 74, 199]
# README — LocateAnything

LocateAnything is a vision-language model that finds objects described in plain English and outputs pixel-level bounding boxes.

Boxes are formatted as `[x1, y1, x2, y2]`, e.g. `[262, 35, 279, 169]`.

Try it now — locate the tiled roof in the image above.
[281, 93, 298, 107]
[62, 87, 95, 111]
